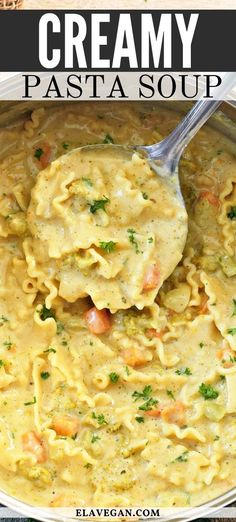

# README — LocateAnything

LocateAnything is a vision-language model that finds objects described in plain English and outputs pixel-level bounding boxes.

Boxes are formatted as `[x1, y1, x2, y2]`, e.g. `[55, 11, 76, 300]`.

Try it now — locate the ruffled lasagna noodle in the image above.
[0, 101, 235, 509]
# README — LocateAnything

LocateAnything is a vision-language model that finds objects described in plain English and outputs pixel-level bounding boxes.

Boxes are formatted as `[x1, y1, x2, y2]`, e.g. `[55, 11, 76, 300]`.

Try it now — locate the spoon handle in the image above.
[148, 72, 236, 171]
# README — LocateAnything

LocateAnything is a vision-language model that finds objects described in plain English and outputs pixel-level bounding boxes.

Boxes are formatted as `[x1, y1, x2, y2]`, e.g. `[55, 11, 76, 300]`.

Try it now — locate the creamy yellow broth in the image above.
[0, 102, 236, 508]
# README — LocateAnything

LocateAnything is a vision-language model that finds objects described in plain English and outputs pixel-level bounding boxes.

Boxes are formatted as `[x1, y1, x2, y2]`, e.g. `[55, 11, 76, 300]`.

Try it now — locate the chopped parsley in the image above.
[99, 241, 117, 253]
[92, 412, 108, 426]
[132, 386, 158, 411]
[24, 396, 37, 406]
[125, 365, 130, 376]
[109, 372, 119, 383]
[91, 434, 100, 443]
[135, 416, 145, 423]
[199, 383, 219, 400]
[39, 304, 56, 321]
[84, 462, 92, 469]
[44, 347, 56, 354]
[199, 342, 204, 348]
[142, 192, 148, 200]
[62, 142, 69, 150]
[0, 360, 4, 368]
[175, 451, 189, 463]
[0, 315, 8, 326]
[127, 228, 140, 254]
[175, 367, 192, 376]
[82, 177, 93, 187]
[56, 321, 64, 335]
[3, 339, 13, 350]
[148, 237, 153, 243]
[103, 134, 114, 144]
[227, 206, 236, 220]
[139, 397, 158, 411]
[214, 435, 220, 441]
[232, 299, 236, 316]
[90, 197, 110, 214]
[167, 389, 175, 400]
[132, 385, 153, 401]
[71, 432, 78, 440]
[227, 328, 236, 336]
[40, 371, 50, 380]
[34, 148, 43, 160]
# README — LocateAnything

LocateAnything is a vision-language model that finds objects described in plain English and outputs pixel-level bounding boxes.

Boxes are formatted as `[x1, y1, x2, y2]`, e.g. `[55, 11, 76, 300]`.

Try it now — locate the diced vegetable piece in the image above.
[122, 347, 148, 368]
[161, 401, 185, 426]
[52, 415, 80, 437]
[145, 409, 161, 417]
[142, 265, 160, 292]
[198, 191, 219, 207]
[84, 307, 111, 334]
[204, 403, 226, 421]
[162, 283, 191, 313]
[217, 347, 236, 368]
[22, 431, 47, 463]
[146, 328, 164, 340]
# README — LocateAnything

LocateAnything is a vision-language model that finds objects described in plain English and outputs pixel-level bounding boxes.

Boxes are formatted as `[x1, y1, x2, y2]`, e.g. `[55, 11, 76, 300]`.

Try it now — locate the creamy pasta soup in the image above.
[0, 101, 236, 509]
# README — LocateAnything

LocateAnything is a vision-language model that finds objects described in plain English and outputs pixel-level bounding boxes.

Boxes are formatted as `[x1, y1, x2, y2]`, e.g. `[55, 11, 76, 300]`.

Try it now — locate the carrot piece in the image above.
[40, 144, 52, 169]
[145, 409, 162, 417]
[52, 415, 80, 437]
[146, 328, 164, 340]
[22, 431, 47, 463]
[161, 401, 185, 426]
[84, 307, 111, 335]
[142, 265, 160, 292]
[199, 191, 219, 207]
[122, 347, 147, 368]
[217, 348, 235, 368]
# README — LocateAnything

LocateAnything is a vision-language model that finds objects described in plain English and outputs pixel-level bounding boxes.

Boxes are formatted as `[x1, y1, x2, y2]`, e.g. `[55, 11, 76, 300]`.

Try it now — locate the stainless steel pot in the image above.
[0, 93, 235, 522]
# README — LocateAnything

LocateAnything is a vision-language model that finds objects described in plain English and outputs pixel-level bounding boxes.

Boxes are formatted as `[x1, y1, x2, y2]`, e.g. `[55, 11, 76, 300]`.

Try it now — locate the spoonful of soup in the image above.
[27, 73, 236, 315]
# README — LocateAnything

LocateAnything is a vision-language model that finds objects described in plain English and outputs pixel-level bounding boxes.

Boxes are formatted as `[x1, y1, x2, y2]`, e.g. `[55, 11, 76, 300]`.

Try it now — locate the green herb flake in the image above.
[71, 432, 78, 440]
[199, 383, 219, 400]
[175, 451, 189, 463]
[139, 397, 158, 411]
[199, 342, 204, 348]
[3, 339, 13, 350]
[62, 142, 69, 150]
[0, 360, 5, 368]
[103, 134, 114, 144]
[44, 348, 56, 354]
[232, 299, 236, 316]
[92, 412, 108, 426]
[148, 237, 153, 243]
[214, 435, 220, 441]
[109, 372, 119, 384]
[132, 385, 153, 402]
[40, 371, 50, 380]
[99, 241, 117, 253]
[34, 148, 43, 160]
[125, 365, 130, 376]
[175, 367, 192, 376]
[56, 321, 64, 335]
[91, 434, 101, 443]
[24, 396, 37, 406]
[142, 192, 148, 200]
[227, 206, 236, 220]
[90, 197, 110, 214]
[227, 328, 236, 336]
[84, 462, 92, 469]
[127, 228, 140, 254]
[0, 315, 8, 325]
[135, 416, 144, 423]
[39, 304, 56, 322]
[167, 389, 175, 400]
[82, 177, 93, 187]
